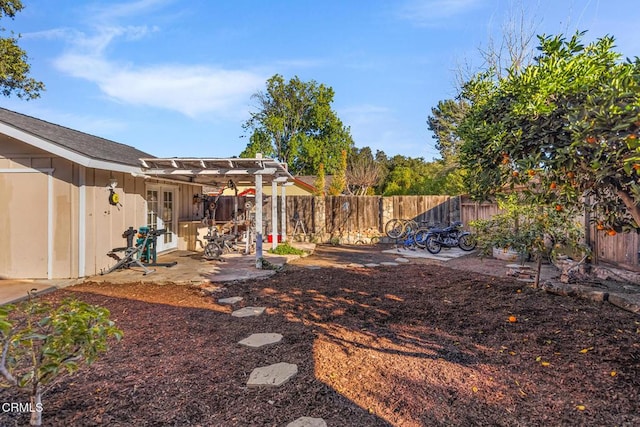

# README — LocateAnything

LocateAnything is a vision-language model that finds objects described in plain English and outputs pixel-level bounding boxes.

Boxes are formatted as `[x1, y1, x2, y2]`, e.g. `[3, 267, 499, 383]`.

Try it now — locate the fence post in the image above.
[381, 197, 393, 230]
[314, 196, 326, 242]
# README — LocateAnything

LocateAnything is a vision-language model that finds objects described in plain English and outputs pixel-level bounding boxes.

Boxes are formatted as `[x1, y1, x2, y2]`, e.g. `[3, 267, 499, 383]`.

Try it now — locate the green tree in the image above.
[0, 296, 122, 426]
[328, 149, 347, 195]
[458, 32, 640, 232]
[0, 1, 44, 99]
[241, 74, 353, 175]
[426, 99, 470, 195]
[376, 154, 464, 195]
[427, 98, 469, 165]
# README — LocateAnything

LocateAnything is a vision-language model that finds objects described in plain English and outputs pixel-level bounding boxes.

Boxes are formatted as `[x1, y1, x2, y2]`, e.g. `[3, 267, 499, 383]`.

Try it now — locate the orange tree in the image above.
[458, 32, 640, 233]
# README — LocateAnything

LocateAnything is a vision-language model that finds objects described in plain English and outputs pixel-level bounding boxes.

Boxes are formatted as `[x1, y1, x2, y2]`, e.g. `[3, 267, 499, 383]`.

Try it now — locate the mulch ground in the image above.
[1, 245, 639, 426]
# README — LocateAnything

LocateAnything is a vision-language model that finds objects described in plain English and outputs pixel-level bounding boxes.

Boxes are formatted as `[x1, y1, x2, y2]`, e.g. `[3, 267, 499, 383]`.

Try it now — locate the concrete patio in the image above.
[0, 244, 314, 305]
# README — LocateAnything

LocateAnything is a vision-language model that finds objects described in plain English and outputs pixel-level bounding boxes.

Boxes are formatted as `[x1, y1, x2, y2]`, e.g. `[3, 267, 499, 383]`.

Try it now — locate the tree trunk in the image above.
[617, 189, 640, 229]
[30, 384, 42, 426]
[533, 256, 542, 289]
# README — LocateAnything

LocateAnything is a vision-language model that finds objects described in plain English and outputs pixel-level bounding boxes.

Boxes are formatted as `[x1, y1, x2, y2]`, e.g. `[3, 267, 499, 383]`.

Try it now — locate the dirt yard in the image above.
[1, 245, 639, 426]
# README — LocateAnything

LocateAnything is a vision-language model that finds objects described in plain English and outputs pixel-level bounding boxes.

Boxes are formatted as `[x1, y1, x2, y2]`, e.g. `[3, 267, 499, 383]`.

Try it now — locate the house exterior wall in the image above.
[0, 135, 200, 279]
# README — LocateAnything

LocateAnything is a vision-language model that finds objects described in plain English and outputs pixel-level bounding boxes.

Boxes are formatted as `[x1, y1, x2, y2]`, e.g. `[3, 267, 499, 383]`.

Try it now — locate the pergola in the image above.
[138, 154, 294, 267]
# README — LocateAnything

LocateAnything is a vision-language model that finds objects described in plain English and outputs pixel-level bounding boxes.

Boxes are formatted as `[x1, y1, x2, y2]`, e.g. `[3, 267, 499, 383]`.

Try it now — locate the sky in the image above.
[2, 0, 639, 162]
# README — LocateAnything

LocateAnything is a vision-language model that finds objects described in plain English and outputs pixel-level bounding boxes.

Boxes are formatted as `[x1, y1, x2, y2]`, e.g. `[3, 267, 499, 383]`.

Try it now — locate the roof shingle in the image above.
[0, 107, 153, 167]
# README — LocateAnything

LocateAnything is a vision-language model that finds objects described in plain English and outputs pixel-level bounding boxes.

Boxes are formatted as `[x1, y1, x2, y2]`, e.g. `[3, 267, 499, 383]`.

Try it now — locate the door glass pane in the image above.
[163, 190, 174, 244]
[147, 190, 158, 229]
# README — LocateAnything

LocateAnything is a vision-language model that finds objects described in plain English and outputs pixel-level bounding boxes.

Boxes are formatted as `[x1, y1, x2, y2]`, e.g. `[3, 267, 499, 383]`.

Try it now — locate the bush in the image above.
[267, 242, 305, 256]
[0, 295, 122, 425]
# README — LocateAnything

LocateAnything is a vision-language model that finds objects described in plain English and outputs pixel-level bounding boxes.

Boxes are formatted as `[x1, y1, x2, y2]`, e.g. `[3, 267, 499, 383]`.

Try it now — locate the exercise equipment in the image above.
[137, 227, 178, 267]
[101, 226, 176, 275]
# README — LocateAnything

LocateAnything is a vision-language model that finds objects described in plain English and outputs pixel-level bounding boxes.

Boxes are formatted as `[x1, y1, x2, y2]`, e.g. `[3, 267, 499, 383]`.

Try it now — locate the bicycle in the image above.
[203, 227, 242, 260]
[385, 218, 418, 239]
[394, 225, 430, 250]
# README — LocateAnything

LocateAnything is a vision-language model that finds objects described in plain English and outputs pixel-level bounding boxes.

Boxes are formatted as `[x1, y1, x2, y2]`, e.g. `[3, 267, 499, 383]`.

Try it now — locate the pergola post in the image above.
[271, 180, 278, 250]
[255, 170, 263, 268]
[281, 183, 290, 242]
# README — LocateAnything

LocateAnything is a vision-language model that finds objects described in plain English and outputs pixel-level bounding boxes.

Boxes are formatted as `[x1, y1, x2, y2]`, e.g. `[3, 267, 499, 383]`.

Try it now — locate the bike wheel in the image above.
[458, 233, 477, 251]
[204, 242, 223, 259]
[385, 219, 404, 239]
[404, 220, 419, 235]
[369, 236, 381, 245]
[425, 234, 442, 254]
[414, 228, 430, 249]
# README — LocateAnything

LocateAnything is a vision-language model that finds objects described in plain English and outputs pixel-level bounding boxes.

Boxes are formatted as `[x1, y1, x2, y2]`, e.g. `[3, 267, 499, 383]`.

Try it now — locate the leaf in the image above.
[579, 347, 594, 354]
[541, 361, 551, 367]
[0, 319, 12, 335]
[576, 405, 586, 411]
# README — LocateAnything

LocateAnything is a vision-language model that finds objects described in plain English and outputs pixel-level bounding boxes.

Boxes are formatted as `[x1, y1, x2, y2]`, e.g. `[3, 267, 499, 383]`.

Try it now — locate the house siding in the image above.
[1, 135, 199, 279]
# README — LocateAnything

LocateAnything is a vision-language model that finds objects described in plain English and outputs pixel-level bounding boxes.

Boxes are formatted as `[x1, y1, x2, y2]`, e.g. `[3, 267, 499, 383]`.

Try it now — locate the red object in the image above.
[267, 234, 282, 243]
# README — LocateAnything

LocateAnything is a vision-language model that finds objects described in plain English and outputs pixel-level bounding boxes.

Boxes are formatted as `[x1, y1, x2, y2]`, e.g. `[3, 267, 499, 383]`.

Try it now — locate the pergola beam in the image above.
[141, 168, 279, 176]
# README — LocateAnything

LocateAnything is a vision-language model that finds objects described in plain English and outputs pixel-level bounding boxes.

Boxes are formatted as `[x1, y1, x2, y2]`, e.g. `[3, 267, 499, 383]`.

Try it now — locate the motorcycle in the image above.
[424, 221, 476, 254]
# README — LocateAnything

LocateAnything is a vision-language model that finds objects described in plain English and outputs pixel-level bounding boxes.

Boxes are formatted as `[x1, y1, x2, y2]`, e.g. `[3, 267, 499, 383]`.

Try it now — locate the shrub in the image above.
[0, 295, 122, 425]
[267, 242, 305, 256]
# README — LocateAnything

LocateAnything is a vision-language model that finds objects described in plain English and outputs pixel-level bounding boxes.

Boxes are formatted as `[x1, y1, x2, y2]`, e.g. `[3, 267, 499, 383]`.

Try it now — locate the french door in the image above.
[146, 186, 178, 252]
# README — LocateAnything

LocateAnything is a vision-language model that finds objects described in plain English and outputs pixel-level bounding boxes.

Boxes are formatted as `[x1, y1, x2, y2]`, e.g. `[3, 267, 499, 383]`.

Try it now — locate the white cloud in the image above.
[54, 53, 266, 118]
[43, 0, 266, 119]
[398, 0, 485, 27]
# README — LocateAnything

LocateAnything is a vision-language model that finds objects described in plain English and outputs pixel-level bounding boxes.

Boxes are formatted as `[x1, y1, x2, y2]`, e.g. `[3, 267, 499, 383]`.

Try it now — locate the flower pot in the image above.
[267, 234, 282, 243]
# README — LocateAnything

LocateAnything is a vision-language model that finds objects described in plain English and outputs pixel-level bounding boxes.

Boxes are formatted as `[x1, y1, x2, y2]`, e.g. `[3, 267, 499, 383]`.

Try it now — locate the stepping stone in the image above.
[364, 263, 380, 268]
[347, 262, 365, 268]
[287, 417, 327, 427]
[238, 333, 283, 348]
[247, 362, 297, 388]
[395, 257, 410, 263]
[218, 296, 243, 304]
[380, 262, 399, 267]
[231, 306, 266, 317]
[305, 265, 322, 270]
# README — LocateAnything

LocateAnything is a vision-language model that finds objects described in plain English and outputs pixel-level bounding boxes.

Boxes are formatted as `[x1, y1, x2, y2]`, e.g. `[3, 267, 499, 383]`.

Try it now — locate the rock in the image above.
[238, 333, 283, 348]
[231, 307, 266, 318]
[286, 417, 327, 427]
[218, 296, 243, 304]
[247, 362, 297, 388]
[608, 293, 640, 314]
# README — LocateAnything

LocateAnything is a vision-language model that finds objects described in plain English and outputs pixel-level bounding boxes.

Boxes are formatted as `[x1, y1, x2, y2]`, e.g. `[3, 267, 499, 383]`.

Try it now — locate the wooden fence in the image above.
[215, 195, 461, 243]
[213, 194, 640, 270]
[588, 224, 639, 271]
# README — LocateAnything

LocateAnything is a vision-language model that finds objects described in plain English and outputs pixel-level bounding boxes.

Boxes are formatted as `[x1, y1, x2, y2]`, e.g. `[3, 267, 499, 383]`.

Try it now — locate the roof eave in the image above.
[0, 122, 142, 173]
